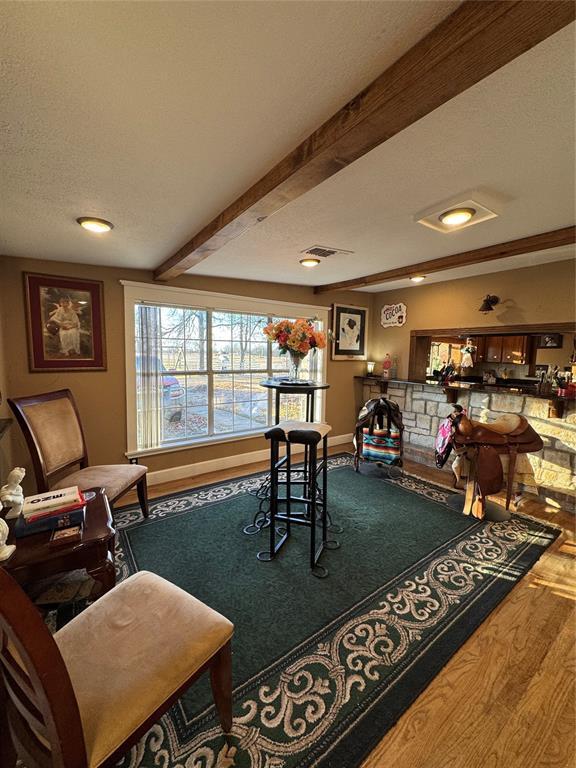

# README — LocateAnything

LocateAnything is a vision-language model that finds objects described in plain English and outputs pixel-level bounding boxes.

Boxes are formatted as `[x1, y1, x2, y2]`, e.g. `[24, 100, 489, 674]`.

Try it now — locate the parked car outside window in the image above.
[135, 356, 184, 423]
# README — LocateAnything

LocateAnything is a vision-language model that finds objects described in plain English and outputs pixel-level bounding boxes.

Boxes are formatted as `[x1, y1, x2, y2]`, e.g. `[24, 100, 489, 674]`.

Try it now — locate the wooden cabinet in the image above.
[473, 336, 486, 363]
[483, 335, 528, 364]
[485, 336, 504, 363]
[501, 335, 528, 364]
[410, 335, 432, 380]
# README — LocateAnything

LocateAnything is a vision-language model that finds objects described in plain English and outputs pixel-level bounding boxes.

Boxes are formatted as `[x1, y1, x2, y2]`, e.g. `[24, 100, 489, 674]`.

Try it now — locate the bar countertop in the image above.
[365, 377, 572, 402]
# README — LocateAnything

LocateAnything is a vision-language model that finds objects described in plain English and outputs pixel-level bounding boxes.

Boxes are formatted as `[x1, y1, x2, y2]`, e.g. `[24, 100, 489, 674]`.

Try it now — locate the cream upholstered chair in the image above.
[8, 389, 149, 518]
[0, 568, 234, 768]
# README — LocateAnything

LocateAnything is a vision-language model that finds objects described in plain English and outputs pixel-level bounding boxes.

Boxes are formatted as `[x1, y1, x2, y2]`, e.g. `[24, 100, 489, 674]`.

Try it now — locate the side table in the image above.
[2, 487, 116, 596]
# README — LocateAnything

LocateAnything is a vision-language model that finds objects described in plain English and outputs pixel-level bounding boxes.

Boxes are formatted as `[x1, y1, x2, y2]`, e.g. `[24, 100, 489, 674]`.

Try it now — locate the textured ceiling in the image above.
[0, 0, 459, 268]
[191, 23, 576, 287]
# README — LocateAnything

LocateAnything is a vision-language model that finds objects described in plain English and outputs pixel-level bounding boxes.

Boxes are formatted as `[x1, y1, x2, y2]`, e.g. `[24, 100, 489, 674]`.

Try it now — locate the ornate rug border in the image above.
[113, 459, 560, 768]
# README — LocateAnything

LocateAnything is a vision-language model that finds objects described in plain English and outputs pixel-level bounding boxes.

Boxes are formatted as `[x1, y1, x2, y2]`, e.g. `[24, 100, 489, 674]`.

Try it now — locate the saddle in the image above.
[453, 414, 543, 518]
[353, 397, 404, 470]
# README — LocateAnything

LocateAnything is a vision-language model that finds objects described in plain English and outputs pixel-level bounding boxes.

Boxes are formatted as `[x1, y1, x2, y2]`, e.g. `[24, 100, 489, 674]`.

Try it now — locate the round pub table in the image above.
[259, 379, 330, 424]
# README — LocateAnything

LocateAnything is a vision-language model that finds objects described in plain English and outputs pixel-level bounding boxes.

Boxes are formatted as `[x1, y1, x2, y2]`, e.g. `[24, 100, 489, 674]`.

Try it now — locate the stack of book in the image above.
[15, 486, 86, 539]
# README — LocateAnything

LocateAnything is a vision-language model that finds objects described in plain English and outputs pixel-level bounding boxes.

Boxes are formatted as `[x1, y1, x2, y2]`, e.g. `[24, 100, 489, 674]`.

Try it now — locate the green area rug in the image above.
[112, 455, 559, 768]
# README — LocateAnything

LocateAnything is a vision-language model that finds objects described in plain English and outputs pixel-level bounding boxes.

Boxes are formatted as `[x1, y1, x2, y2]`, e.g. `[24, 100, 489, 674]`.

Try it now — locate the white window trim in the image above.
[122, 281, 329, 457]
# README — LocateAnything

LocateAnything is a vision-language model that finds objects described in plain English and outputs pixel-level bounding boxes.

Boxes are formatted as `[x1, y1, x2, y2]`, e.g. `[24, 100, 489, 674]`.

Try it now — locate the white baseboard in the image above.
[147, 433, 353, 486]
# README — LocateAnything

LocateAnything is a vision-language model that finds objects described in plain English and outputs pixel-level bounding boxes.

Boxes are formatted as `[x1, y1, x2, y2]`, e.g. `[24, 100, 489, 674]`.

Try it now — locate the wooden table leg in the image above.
[87, 552, 116, 596]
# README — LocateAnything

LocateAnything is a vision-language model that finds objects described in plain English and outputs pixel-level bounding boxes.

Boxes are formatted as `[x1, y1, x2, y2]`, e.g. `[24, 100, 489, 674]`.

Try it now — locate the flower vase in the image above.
[289, 353, 304, 381]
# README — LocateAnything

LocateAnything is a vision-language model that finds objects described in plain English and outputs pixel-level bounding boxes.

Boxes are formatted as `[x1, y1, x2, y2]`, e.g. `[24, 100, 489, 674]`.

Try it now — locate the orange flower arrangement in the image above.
[263, 318, 327, 360]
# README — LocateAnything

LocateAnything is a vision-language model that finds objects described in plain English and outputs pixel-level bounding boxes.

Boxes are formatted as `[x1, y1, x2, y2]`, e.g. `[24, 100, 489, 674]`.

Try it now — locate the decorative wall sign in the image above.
[381, 302, 407, 328]
[331, 304, 368, 361]
[24, 273, 106, 371]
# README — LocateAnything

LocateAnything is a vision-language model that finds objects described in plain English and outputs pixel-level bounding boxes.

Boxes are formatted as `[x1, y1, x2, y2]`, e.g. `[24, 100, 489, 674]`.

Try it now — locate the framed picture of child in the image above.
[24, 273, 106, 371]
[331, 303, 368, 361]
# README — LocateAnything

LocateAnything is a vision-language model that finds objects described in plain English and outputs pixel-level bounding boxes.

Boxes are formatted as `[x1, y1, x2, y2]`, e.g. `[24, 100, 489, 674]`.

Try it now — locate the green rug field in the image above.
[114, 455, 559, 768]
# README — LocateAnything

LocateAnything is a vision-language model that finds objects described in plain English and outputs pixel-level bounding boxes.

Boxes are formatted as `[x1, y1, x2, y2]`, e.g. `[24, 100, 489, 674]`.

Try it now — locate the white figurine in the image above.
[0, 467, 26, 520]
[460, 337, 477, 369]
[0, 518, 15, 562]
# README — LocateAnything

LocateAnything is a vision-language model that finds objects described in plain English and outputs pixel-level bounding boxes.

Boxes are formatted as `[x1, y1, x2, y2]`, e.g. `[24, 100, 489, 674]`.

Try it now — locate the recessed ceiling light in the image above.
[410, 275, 426, 283]
[77, 217, 114, 233]
[300, 257, 321, 268]
[438, 207, 476, 227]
[415, 198, 497, 233]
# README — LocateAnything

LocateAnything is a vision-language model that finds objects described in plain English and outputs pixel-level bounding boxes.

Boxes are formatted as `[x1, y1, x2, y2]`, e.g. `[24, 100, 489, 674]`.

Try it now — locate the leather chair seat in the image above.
[52, 464, 147, 504]
[265, 420, 332, 445]
[54, 571, 234, 767]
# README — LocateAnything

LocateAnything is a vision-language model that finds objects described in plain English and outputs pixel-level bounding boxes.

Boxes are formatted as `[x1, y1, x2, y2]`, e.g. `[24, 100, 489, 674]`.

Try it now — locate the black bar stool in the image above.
[257, 420, 338, 577]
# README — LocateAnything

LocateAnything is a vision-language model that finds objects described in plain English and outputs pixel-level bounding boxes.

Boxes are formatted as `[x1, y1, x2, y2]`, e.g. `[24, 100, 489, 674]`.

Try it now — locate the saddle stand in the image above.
[453, 414, 543, 518]
[354, 397, 404, 472]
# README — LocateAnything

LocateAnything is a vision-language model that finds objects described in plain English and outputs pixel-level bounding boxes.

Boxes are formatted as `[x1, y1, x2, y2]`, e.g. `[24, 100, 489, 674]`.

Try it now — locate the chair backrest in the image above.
[8, 390, 89, 492]
[0, 568, 87, 768]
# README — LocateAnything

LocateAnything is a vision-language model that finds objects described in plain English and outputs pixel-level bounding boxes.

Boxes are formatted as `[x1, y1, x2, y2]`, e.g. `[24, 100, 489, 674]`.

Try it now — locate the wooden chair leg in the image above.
[136, 475, 150, 518]
[0, 679, 17, 768]
[209, 641, 233, 733]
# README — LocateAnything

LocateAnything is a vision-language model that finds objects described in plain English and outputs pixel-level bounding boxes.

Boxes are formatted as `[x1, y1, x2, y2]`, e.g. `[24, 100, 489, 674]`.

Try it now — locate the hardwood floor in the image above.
[361, 459, 575, 768]
[120, 447, 575, 768]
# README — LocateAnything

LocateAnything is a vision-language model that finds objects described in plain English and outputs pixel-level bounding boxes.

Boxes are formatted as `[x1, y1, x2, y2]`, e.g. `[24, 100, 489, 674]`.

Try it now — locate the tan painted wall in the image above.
[535, 333, 575, 370]
[0, 255, 372, 486]
[0, 292, 12, 477]
[369, 260, 576, 377]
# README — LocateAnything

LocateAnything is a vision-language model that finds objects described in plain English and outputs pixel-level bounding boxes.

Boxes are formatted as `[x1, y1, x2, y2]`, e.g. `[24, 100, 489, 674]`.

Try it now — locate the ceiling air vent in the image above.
[301, 245, 354, 259]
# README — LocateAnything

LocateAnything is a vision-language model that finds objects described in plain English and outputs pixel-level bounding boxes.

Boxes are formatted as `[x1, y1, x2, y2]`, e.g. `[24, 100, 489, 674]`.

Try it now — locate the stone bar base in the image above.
[361, 380, 575, 511]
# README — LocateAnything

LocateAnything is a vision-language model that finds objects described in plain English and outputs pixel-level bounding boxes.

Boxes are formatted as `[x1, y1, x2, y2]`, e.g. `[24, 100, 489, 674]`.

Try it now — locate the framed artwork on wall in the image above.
[536, 333, 563, 349]
[24, 273, 106, 371]
[331, 303, 368, 361]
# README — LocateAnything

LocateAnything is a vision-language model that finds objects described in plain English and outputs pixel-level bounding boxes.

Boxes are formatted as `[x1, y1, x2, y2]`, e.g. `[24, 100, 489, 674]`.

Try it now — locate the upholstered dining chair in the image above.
[8, 389, 149, 518]
[0, 568, 234, 768]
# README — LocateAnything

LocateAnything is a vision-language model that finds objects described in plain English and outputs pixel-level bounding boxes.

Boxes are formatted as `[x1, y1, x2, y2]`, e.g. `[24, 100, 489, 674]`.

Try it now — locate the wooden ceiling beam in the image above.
[313, 226, 576, 293]
[154, 1, 575, 281]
